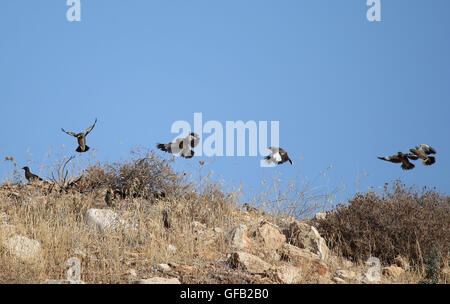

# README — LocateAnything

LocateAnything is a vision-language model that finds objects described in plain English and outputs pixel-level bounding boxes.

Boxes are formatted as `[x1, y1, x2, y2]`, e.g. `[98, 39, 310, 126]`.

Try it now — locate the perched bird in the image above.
[264, 147, 293, 165]
[157, 132, 200, 159]
[409, 144, 437, 166]
[61, 118, 97, 153]
[377, 152, 416, 170]
[22, 166, 43, 183]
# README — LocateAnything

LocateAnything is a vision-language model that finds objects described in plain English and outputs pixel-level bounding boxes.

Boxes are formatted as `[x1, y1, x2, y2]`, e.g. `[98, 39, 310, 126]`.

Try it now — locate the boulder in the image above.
[226, 224, 251, 250]
[258, 222, 286, 250]
[85, 208, 134, 233]
[273, 265, 302, 284]
[279, 243, 320, 265]
[228, 251, 272, 274]
[284, 221, 329, 261]
[2, 235, 42, 264]
[157, 263, 171, 273]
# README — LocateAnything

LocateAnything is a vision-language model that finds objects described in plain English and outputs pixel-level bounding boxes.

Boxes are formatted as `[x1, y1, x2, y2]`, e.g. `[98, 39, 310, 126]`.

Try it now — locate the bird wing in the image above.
[61, 128, 77, 137]
[420, 144, 436, 155]
[378, 155, 401, 163]
[83, 118, 97, 136]
[189, 134, 200, 148]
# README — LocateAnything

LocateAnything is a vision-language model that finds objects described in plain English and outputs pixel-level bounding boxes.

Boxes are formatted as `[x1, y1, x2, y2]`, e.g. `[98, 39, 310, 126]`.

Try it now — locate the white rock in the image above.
[332, 277, 346, 284]
[274, 265, 302, 284]
[226, 224, 251, 250]
[85, 208, 133, 233]
[133, 277, 181, 284]
[3, 235, 42, 264]
[157, 263, 171, 272]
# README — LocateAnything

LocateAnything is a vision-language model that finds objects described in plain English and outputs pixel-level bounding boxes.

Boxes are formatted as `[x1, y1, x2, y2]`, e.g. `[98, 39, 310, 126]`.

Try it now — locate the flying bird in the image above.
[377, 152, 416, 170]
[409, 144, 436, 166]
[22, 166, 43, 183]
[157, 133, 200, 159]
[61, 118, 97, 153]
[264, 147, 293, 165]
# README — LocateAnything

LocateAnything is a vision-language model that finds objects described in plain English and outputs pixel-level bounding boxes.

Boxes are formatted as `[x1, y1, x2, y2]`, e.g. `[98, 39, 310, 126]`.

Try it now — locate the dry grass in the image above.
[1, 151, 448, 284]
[0, 149, 238, 283]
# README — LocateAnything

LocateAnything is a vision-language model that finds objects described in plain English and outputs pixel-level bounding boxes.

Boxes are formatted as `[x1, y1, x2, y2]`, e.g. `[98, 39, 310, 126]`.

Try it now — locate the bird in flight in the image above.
[377, 152, 416, 170]
[61, 118, 97, 153]
[264, 147, 293, 165]
[409, 144, 436, 166]
[156, 133, 200, 159]
[22, 166, 43, 183]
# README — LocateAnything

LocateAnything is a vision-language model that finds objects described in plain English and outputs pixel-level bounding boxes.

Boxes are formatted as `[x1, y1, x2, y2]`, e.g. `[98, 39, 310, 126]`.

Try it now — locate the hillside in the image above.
[0, 152, 448, 284]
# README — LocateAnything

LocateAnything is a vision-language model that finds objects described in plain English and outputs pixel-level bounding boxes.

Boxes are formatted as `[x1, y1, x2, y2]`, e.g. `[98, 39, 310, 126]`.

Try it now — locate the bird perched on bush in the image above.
[157, 133, 200, 159]
[22, 166, 43, 183]
[377, 152, 416, 170]
[264, 147, 293, 165]
[409, 144, 437, 166]
[61, 118, 97, 153]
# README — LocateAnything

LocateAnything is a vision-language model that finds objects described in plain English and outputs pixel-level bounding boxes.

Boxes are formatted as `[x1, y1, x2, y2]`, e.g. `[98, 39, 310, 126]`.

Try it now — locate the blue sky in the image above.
[1, 1, 449, 206]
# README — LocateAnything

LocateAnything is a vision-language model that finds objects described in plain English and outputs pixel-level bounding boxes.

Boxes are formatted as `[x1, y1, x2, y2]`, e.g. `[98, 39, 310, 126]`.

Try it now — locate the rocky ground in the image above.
[0, 181, 428, 285]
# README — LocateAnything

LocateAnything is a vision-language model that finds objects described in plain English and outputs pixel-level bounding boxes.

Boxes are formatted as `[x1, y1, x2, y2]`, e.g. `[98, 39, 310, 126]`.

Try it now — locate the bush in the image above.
[73, 149, 193, 202]
[314, 181, 450, 268]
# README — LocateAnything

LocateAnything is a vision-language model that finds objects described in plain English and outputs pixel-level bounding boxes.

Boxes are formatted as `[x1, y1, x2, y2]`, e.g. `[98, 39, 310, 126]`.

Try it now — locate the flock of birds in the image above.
[377, 144, 437, 170]
[18, 118, 436, 183]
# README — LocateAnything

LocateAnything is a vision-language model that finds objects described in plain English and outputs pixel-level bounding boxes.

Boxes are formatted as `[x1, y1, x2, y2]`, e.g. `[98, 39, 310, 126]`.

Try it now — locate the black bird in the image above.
[62, 118, 97, 153]
[264, 147, 293, 165]
[22, 166, 43, 183]
[157, 133, 200, 159]
[377, 152, 416, 170]
[409, 144, 436, 166]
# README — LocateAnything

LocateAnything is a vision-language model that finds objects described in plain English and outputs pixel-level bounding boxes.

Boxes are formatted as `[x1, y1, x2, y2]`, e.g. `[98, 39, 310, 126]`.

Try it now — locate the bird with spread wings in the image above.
[156, 132, 200, 159]
[408, 144, 436, 166]
[377, 152, 417, 170]
[61, 118, 97, 153]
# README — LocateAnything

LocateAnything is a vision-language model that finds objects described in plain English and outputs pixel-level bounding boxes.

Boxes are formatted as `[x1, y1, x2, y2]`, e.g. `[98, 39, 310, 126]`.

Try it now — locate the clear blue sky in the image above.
[1, 1, 449, 205]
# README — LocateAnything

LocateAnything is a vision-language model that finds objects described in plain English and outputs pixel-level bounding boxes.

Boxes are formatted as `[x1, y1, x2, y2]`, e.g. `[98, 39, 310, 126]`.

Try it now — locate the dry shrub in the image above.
[75, 149, 192, 201]
[314, 181, 450, 269]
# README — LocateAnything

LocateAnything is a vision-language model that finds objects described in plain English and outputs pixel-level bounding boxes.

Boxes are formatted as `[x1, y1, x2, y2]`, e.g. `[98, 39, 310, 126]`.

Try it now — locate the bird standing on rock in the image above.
[61, 118, 97, 153]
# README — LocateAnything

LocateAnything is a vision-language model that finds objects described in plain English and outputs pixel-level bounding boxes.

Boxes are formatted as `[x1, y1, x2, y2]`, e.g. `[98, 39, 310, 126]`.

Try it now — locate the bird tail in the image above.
[423, 156, 436, 166]
[157, 143, 169, 152]
[377, 157, 388, 161]
[288, 158, 293, 165]
[401, 162, 415, 170]
[76, 145, 89, 153]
